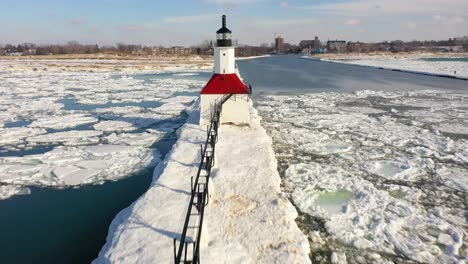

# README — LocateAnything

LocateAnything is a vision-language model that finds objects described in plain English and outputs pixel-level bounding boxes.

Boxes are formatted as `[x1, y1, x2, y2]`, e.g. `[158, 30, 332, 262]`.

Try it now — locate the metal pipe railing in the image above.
[173, 94, 233, 264]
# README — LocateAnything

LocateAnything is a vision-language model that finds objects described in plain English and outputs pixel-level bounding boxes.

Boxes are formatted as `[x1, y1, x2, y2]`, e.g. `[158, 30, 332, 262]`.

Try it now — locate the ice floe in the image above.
[0, 60, 207, 199]
[257, 89, 468, 263]
[0, 127, 47, 145]
[286, 162, 464, 263]
[27, 130, 103, 145]
[0, 145, 160, 187]
[93, 120, 136, 132]
[0, 184, 30, 200]
[29, 114, 97, 129]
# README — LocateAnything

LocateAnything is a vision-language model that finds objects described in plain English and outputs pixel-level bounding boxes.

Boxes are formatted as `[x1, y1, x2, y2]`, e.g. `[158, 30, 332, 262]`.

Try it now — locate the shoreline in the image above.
[320, 59, 468, 81]
[301, 52, 468, 81]
[236, 55, 272, 61]
[315, 52, 468, 60]
[0, 57, 213, 73]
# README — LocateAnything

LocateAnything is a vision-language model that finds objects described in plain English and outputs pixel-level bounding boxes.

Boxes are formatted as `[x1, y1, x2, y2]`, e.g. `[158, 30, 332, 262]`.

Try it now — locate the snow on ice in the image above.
[323, 56, 468, 79]
[257, 89, 468, 263]
[0, 60, 206, 200]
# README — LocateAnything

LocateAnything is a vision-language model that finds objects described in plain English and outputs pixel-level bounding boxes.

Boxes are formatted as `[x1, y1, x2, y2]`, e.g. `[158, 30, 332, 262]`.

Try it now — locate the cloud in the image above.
[204, 0, 259, 8]
[280, 1, 288, 9]
[344, 19, 360, 25]
[432, 15, 464, 25]
[71, 18, 86, 25]
[118, 24, 151, 33]
[205, 0, 258, 4]
[254, 17, 316, 26]
[163, 14, 218, 24]
[405, 22, 417, 30]
[88, 27, 100, 34]
[302, 0, 468, 17]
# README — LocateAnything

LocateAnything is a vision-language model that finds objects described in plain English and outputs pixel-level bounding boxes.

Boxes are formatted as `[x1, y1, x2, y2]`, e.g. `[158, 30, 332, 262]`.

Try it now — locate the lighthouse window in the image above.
[217, 33, 231, 40]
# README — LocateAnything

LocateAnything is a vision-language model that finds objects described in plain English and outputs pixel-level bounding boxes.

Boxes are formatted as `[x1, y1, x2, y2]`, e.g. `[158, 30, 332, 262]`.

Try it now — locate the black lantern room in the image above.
[216, 15, 232, 47]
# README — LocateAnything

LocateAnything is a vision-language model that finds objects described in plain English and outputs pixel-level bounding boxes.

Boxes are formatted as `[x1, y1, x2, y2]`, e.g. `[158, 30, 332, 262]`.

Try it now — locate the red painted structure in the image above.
[200, 74, 249, 95]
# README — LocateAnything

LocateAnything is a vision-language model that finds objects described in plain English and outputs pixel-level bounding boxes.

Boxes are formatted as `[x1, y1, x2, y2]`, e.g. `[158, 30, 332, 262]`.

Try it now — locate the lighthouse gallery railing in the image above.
[173, 93, 234, 264]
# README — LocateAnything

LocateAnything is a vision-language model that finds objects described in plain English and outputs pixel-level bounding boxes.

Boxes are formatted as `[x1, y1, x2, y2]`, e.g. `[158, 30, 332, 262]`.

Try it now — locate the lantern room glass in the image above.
[217, 33, 231, 40]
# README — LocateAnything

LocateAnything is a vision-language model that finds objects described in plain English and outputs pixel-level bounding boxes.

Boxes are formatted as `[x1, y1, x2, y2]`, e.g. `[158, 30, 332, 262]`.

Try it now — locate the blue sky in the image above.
[1, 0, 467, 46]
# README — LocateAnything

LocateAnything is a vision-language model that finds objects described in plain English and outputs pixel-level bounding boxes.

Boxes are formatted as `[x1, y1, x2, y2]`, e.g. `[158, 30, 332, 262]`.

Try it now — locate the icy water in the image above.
[0, 138, 175, 264]
[0, 68, 207, 263]
[238, 55, 468, 263]
[237, 55, 468, 94]
[421, 57, 468, 62]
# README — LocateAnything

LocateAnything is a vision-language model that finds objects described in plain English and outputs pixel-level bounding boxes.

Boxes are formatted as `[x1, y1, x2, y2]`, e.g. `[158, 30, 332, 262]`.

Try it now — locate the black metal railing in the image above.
[173, 94, 233, 264]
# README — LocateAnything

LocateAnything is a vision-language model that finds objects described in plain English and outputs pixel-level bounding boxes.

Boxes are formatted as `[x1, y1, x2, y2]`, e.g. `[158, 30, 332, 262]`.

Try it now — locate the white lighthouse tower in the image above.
[200, 15, 251, 126]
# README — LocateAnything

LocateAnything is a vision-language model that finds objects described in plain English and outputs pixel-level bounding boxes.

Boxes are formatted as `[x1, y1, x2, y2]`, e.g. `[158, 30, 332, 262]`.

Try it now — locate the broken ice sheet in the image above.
[257, 90, 468, 263]
[29, 114, 97, 130]
[286, 163, 464, 263]
[0, 145, 161, 187]
[0, 64, 204, 199]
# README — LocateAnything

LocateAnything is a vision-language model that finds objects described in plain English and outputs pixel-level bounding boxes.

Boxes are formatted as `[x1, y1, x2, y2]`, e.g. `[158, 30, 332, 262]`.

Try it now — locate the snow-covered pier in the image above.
[93, 15, 310, 263]
[93, 100, 310, 263]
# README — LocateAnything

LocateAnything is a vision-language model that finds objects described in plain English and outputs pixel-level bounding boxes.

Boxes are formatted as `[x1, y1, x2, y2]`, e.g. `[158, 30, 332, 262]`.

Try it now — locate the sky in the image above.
[0, 0, 467, 46]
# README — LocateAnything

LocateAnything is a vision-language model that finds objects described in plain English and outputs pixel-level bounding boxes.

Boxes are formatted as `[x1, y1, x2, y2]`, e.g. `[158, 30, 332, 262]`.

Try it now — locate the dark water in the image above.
[4, 120, 32, 128]
[237, 55, 468, 95]
[0, 138, 175, 264]
[0, 170, 151, 264]
[421, 57, 468, 62]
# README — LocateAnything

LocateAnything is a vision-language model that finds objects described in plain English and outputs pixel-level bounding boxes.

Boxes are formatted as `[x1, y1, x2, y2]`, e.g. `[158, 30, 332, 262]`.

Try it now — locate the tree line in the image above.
[0, 41, 276, 57]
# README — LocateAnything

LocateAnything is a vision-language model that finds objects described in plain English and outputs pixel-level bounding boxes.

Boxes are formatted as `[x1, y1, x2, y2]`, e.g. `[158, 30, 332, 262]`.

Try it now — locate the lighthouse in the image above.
[200, 15, 251, 126]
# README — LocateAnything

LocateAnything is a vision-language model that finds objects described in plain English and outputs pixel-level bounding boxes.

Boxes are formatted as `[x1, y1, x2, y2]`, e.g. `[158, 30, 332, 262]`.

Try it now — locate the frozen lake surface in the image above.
[0, 61, 209, 263]
[0, 68, 207, 199]
[239, 56, 468, 263]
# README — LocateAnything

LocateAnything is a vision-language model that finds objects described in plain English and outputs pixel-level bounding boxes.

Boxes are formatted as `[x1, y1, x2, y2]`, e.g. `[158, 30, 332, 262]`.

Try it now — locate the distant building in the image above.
[347, 42, 371, 53]
[327, 40, 347, 53]
[23, 49, 37, 55]
[6, 52, 23, 56]
[300, 36, 321, 54]
[299, 40, 314, 49]
[275, 36, 284, 53]
[169, 46, 192, 56]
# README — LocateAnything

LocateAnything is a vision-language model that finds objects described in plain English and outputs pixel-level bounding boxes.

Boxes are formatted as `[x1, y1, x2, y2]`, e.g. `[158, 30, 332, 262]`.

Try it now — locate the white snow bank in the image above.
[236, 55, 271, 61]
[202, 104, 310, 263]
[323, 56, 468, 79]
[93, 101, 310, 263]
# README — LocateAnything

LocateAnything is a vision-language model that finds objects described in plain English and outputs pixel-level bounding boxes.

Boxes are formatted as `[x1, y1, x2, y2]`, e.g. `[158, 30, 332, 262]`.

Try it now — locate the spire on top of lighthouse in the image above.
[216, 15, 232, 47]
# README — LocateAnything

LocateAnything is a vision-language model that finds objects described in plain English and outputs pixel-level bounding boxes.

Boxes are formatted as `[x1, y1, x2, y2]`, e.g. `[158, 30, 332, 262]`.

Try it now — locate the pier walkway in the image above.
[93, 99, 310, 264]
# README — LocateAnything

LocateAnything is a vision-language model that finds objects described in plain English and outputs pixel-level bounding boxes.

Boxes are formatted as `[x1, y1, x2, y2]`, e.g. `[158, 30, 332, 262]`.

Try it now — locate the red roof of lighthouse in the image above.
[200, 73, 249, 94]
